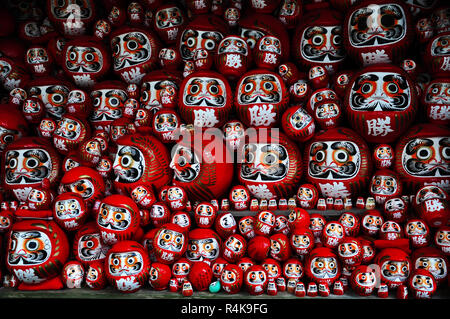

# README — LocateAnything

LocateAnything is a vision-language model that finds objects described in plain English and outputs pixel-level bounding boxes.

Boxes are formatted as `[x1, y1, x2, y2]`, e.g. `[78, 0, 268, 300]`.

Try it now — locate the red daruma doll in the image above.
[105, 240, 150, 293]
[6, 220, 69, 290]
[96, 195, 142, 246]
[153, 223, 188, 265]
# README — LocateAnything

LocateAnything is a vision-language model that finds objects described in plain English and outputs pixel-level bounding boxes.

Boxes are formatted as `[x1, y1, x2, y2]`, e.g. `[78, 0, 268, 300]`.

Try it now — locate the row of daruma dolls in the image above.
[0, 172, 448, 299]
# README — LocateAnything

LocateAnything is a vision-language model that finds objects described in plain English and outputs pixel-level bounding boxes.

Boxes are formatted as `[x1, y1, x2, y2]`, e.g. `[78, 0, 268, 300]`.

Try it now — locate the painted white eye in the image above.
[334, 150, 349, 163]
[205, 39, 216, 50]
[69, 51, 77, 60]
[361, 83, 372, 94]
[26, 239, 39, 251]
[312, 35, 323, 46]
[244, 83, 254, 93]
[109, 97, 120, 107]
[85, 53, 95, 62]
[127, 40, 138, 51]
[186, 38, 196, 47]
[416, 147, 432, 160]
[315, 150, 326, 162]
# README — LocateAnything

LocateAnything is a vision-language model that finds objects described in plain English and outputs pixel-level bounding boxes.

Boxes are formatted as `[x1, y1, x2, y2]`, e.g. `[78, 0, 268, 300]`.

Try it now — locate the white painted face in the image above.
[348, 3, 407, 47]
[308, 141, 361, 180]
[246, 270, 266, 284]
[65, 46, 104, 73]
[349, 72, 411, 111]
[170, 145, 201, 183]
[8, 230, 51, 266]
[424, 82, 450, 104]
[310, 257, 338, 279]
[55, 198, 83, 219]
[156, 229, 185, 253]
[108, 251, 144, 276]
[241, 143, 289, 182]
[406, 220, 427, 236]
[97, 203, 132, 231]
[431, 34, 450, 56]
[237, 73, 282, 105]
[111, 31, 152, 71]
[402, 137, 450, 178]
[301, 26, 345, 63]
[289, 108, 313, 131]
[218, 36, 248, 55]
[370, 174, 398, 195]
[54, 117, 83, 140]
[183, 77, 227, 107]
[4, 148, 52, 185]
[411, 274, 435, 292]
[338, 242, 360, 257]
[113, 145, 145, 184]
[219, 213, 236, 229]
[415, 257, 447, 280]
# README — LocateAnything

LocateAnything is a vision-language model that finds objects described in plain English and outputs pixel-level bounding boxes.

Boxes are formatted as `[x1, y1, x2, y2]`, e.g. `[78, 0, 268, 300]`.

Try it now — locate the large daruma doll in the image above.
[238, 129, 302, 200]
[394, 123, 450, 194]
[304, 127, 372, 199]
[2, 137, 60, 202]
[344, 63, 418, 144]
[112, 133, 172, 195]
[292, 5, 346, 75]
[178, 70, 232, 128]
[170, 129, 233, 201]
[110, 26, 161, 84]
[6, 219, 69, 290]
[343, 0, 414, 66]
[235, 69, 289, 128]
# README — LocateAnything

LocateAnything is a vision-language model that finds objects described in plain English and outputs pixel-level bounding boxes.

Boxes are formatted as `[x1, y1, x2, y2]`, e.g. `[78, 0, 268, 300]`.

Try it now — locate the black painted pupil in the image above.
[381, 14, 395, 28]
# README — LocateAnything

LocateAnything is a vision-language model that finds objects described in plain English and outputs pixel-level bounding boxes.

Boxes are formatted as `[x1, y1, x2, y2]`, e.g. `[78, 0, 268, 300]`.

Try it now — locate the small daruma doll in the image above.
[96, 195, 142, 246]
[343, 0, 413, 66]
[369, 169, 403, 205]
[244, 265, 268, 295]
[373, 144, 394, 169]
[194, 202, 217, 228]
[376, 248, 411, 289]
[186, 228, 222, 265]
[153, 223, 188, 264]
[229, 185, 251, 211]
[53, 192, 88, 232]
[220, 264, 243, 294]
[421, 78, 450, 126]
[222, 234, 247, 264]
[6, 220, 69, 290]
[404, 219, 431, 248]
[62, 260, 84, 289]
[235, 69, 289, 128]
[394, 123, 450, 194]
[215, 36, 251, 81]
[350, 265, 379, 296]
[254, 35, 283, 70]
[305, 247, 341, 287]
[46, 0, 96, 37]
[281, 105, 316, 143]
[238, 129, 302, 200]
[414, 185, 449, 228]
[409, 268, 437, 299]
[105, 240, 150, 293]
[304, 127, 372, 199]
[110, 26, 161, 84]
[254, 210, 276, 237]
[338, 237, 363, 267]
[344, 64, 418, 144]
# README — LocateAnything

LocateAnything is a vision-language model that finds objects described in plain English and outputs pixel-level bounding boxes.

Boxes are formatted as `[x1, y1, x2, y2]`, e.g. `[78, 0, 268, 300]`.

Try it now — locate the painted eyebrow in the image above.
[305, 26, 327, 38]
[405, 138, 433, 154]
[439, 137, 450, 147]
